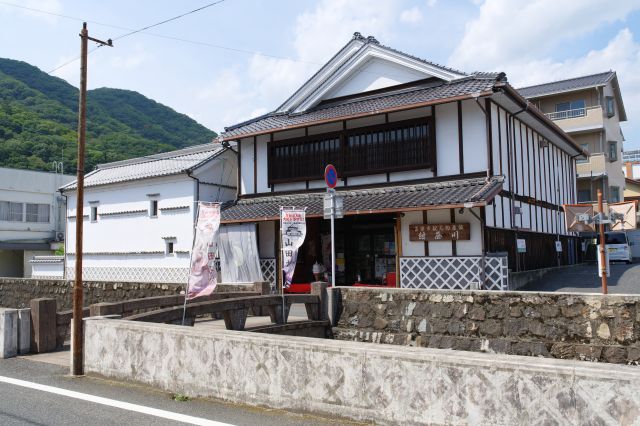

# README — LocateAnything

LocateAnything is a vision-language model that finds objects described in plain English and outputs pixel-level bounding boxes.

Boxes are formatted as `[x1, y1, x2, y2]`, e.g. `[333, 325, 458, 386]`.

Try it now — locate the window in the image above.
[605, 232, 626, 245]
[269, 118, 433, 183]
[90, 206, 98, 222]
[0, 201, 24, 221]
[608, 141, 618, 162]
[606, 96, 615, 118]
[577, 143, 589, 163]
[150, 200, 158, 217]
[26, 203, 50, 223]
[165, 240, 175, 255]
[554, 100, 585, 119]
[610, 186, 620, 203]
[577, 190, 591, 202]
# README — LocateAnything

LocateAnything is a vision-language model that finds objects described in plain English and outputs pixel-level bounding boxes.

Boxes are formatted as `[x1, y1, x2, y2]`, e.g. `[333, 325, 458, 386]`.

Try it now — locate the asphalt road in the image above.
[522, 262, 640, 294]
[0, 358, 362, 426]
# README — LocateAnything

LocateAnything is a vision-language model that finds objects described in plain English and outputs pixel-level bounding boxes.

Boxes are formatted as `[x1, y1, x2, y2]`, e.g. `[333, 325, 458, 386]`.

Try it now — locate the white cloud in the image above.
[427, 0, 438, 7]
[400, 7, 424, 24]
[449, 0, 640, 70]
[193, 0, 400, 131]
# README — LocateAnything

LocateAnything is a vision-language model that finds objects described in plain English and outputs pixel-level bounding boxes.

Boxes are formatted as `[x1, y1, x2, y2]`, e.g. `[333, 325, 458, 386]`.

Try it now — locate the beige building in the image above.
[519, 72, 627, 203]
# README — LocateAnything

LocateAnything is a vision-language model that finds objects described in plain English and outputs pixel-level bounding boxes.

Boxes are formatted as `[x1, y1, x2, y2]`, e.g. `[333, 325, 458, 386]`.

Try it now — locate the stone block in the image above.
[0, 308, 18, 358]
[602, 347, 626, 364]
[30, 298, 57, 353]
[17, 308, 30, 354]
[479, 319, 502, 337]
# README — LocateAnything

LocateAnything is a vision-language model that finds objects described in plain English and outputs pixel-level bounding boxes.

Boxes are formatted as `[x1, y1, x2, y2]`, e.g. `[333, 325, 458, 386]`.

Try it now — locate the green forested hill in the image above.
[0, 58, 216, 174]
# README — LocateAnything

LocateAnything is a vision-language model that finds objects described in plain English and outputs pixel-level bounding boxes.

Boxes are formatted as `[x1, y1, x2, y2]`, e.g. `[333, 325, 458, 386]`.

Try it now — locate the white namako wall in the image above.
[65, 175, 195, 275]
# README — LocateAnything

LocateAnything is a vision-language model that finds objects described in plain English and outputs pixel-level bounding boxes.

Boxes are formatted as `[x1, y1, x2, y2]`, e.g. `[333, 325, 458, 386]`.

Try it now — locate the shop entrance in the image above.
[289, 214, 397, 287]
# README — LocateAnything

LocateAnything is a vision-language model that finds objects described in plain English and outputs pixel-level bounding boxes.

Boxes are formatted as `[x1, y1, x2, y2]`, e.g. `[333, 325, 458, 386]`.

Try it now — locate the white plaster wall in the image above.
[239, 137, 255, 195]
[389, 169, 433, 182]
[401, 211, 425, 256]
[513, 120, 523, 195]
[273, 128, 306, 141]
[256, 134, 270, 193]
[66, 175, 194, 262]
[348, 174, 387, 186]
[426, 209, 452, 256]
[454, 208, 482, 256]
[258, 221, 275, 258]
[325, 57, 427, 99]
[435, 102, 460, 176]
[461, 100, 487, 174]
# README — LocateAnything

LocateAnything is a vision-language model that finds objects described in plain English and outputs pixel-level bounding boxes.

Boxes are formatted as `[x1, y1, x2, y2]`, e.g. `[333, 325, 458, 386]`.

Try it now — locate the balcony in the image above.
[544, 105, 603, 133]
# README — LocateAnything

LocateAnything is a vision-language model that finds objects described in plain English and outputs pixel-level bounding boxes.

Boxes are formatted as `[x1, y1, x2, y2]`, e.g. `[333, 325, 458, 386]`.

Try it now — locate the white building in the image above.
[61, 142, 236, 283]
[219, 33, 584, 290]
[0, 167, 74, 277]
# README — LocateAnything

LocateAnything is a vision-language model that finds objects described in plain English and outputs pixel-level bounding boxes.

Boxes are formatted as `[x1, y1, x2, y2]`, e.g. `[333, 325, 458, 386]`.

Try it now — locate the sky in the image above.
[1, 0, 640, 148]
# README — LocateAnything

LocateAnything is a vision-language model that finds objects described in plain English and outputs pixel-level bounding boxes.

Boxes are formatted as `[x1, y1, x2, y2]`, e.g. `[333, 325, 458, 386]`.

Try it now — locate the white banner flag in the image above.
[280, 208, 306, 288]
[187, 202, 220, 300]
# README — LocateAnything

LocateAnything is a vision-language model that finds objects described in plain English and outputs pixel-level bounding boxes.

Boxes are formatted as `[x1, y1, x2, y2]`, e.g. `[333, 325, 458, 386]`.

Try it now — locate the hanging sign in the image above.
[555, 241, 563, 252]
[187, 202, 220, 300]
[280, 208, 306, 288]
[409, 223, 470, 241]
[324, 164, 338, 189]
[517, 239, 527, 253]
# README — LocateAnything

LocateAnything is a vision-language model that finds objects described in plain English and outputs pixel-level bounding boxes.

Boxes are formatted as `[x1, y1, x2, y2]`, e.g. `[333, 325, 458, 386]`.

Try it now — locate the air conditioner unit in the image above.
[56, 232, 65, 241]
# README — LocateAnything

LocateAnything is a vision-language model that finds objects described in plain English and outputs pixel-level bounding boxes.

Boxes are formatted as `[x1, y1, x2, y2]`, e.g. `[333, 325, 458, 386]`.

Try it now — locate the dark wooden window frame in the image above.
[267, 117, 434, 184]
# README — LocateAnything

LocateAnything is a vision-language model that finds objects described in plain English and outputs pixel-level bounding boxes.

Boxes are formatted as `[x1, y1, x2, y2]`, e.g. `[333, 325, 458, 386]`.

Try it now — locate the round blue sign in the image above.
[324, 164, 338, 188]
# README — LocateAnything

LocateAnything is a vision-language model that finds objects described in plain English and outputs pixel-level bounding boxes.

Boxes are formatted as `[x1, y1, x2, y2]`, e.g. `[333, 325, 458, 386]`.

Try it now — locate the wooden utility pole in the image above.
[72, 22, 112, 376]
[597, 189, 608, 295]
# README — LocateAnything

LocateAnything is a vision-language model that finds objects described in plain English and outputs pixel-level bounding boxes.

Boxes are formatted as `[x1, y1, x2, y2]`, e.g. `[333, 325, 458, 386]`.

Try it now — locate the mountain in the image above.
[0, 58, 216, 174]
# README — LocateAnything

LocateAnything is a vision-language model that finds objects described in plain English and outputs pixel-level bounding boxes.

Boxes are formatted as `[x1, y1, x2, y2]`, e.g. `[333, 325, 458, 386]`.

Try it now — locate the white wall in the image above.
[435, 102, 460, 176]
[401, 211, 425, 256]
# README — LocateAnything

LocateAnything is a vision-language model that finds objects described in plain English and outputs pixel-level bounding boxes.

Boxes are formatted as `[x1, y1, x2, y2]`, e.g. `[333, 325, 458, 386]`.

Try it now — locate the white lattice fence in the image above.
[66, 266, 189, 283]
[400, 256, 508, 291]
[260, 258, 277, 289]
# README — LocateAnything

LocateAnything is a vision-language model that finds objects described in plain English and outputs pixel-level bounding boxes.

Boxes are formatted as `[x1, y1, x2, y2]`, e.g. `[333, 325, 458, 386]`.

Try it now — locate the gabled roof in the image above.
[276, 33, 468, 115]
[518, 71, 626, 121]
[221, 176, 503, 223]
[517, 72, 614, 98]
[61, 142, 226, 191]
[222, 73, 500, 139]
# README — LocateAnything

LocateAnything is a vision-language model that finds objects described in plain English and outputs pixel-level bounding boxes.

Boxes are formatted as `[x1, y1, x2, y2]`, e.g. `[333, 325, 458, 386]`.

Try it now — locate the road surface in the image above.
[0, 357, 361, 426]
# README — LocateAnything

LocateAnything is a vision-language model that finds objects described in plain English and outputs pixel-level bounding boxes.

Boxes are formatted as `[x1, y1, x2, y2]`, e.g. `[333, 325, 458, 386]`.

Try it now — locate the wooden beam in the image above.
[457, 100, 464, 174]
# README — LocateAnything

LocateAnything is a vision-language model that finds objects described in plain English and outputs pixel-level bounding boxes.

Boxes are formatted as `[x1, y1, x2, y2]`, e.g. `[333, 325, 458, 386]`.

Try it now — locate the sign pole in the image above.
[330, 189, 336, 288]
[597, 189, 608, 294]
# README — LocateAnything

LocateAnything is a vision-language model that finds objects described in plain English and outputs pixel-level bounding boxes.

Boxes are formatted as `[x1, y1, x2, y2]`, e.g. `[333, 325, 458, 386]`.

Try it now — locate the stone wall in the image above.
[333, 287, 640, 365]
[84, 318, 640, 425]
[0, 278, 184, 310]
[0, 277, 262, 310]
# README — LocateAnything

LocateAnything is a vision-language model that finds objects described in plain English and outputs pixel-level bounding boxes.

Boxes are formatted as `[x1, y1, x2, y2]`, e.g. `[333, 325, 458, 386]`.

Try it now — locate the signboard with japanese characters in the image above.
[280, 208, 306, 288]
[187, 202, 220, 300]
[409, 223, 470, 242]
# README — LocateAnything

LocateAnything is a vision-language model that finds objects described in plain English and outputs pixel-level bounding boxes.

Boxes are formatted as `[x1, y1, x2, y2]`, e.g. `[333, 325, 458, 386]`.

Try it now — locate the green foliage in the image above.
[0, 58, 216, 174]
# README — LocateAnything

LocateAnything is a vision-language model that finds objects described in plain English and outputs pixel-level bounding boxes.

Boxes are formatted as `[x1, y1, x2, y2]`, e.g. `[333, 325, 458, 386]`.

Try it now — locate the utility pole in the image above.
[72, 22, 112, 377]
[597, 189, 608, 295]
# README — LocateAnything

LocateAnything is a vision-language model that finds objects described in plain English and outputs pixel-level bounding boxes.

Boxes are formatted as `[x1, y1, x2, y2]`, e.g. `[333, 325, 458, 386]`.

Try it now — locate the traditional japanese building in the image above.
[219, 33, 585, 290]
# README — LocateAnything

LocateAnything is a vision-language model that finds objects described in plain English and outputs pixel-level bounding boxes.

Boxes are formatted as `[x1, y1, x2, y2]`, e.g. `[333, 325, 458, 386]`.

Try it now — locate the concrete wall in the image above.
[333, 287, 640, 364]
[84, 318, 640, 425]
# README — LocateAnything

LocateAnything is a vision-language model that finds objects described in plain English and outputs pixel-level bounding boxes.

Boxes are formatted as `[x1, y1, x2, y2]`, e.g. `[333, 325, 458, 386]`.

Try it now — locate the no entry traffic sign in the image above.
[324, 164, 338, 188]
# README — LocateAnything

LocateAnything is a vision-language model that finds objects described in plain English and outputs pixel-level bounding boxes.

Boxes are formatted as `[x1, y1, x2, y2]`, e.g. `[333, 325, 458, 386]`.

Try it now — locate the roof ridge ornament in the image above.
[366, 35, 379, 44]
[352, 32, 364, 40]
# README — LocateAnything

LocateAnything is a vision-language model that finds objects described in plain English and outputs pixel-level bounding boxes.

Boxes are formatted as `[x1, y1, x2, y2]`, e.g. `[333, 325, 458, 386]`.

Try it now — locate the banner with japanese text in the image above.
[187, 202, 220, 299]
[280, 208, 306, 288]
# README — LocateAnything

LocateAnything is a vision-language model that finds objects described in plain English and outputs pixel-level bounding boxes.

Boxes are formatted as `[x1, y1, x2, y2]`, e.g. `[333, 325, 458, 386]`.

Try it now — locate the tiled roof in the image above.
[221, 176, 503, 222]
[62, 142, 225, 190]
[222, 74, 500, 138]
[517, 72, 614, 98]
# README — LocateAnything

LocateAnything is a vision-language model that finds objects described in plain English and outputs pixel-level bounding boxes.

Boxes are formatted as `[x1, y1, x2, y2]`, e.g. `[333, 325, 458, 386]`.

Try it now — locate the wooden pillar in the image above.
[395, 212, 403, 288]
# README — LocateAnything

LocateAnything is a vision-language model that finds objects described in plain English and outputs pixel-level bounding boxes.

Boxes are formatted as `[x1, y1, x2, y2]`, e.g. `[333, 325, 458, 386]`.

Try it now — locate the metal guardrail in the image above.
[545, 105, 599, 121]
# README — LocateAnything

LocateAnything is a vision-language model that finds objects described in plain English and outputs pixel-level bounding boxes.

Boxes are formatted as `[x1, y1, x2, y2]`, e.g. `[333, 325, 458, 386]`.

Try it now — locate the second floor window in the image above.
[26, 203, 50, 223]
[90, 206, 98, 222]
[610, 186, 620, 203]
[150, 200, 159, 217]
[0, 201, 24, 222]
[606, 96, 615, 118]
[555, 100, 586, 119]
[269, 118, 433, 183]
[608, 141, 618, 162]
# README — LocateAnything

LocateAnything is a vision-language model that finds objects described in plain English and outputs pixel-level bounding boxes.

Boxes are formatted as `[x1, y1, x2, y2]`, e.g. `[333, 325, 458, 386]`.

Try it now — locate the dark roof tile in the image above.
[517, 72, 614, 98]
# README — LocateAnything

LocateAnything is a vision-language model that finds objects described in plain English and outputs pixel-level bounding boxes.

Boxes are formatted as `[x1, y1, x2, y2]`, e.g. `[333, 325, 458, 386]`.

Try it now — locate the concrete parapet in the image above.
[30, 298, 57, 353]
[17, 308, 30, 354]
[0, 308, 18, 358]
[84, 319, 640, 425]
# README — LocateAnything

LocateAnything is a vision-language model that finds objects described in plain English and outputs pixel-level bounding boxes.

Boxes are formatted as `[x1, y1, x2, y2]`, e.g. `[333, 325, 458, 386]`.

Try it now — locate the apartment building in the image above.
[519, 72, 627, 204]
[0, 167, 74, 277]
